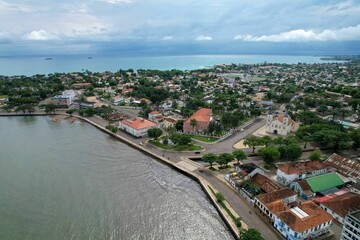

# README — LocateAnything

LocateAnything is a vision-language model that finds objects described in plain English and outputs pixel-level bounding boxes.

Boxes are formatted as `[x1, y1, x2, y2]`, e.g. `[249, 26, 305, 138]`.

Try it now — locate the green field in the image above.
[188, 135, 218, 143]
[149, 140, 203, 151]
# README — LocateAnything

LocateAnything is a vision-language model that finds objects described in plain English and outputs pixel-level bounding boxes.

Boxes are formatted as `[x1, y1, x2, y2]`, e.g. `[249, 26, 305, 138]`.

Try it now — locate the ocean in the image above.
[0, 116, 234, 240]
[0, 54, 340, 76]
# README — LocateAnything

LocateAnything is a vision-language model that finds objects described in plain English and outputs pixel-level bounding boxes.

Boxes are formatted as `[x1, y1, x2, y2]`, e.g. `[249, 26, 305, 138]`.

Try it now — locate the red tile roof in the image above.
[321, 193, 360, 218]
[275, 201, 333, 233]
[257, 188, 297, 205]
[251, 173, 280, 193]
[185, 108, 212, 123]
[278, 164, 300, 175]
[324, 153, 360, 180]
[121, 117, 156, 130]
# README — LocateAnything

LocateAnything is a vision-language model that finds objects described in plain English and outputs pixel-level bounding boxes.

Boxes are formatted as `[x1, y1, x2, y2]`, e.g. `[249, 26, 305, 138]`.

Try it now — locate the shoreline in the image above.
[0, 112, 240, 239]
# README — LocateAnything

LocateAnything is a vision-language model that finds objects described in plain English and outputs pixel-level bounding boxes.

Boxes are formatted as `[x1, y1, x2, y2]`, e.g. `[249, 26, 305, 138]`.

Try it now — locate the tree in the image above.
[240, 228, 263, 240]
[44, 103, 57, 113]
[232, 149, 247, 164]
[175, 120, 184, 131]
[309, 149, 322, 161]
[66, 109, 74, 116]
[190, 119, 197, 132]
[350, 129, 360, 150]
[147, 128, 163, 139]
[244, 136, 264, 153]
[178, 134, 192, 145]
[284, 143, 302, 161]
[302, 136, 311, 149]
[261, 136, 272, 147]
[217, 153, 234, 167]
[202, 153, 217, 167]
[259, 146, 280, 165]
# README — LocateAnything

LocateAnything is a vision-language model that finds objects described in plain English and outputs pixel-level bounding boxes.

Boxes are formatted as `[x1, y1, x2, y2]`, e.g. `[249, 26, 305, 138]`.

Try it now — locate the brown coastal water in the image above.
[0, 116, 233, 240]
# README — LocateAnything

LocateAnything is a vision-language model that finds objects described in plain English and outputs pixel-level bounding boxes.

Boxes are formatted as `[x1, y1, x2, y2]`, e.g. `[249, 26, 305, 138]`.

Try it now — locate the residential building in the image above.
[276, 161, 329, 186]
[318, 192, 360, 224]
[255, 188, 297, 220]
[266, 112, 299, 136]
[341, 210, 360, 240]
[289, 180, 314, 200]
[324, 153, 360, 182]
[71, 82, 91, 89]
[62, 90, 77, 103]
[118, 117, 157, 137]
[273, 201, 333, 240]
[148, 111, 162, 121]
[290, 172, 345, 197]
[162, 117, 178, 129]
[51, 95, 71, 107]
[183, 108, 212, 134]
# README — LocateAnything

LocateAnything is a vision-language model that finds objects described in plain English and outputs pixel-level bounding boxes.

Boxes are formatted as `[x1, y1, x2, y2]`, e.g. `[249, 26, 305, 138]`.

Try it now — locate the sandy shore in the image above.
[50, 114, 76, 123]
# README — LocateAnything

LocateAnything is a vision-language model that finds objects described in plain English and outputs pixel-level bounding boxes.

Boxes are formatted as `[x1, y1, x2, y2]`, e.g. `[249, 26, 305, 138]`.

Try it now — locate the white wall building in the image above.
[118, 117, 157, 137]
[341, 210, 360, 240]
[266, 112, 299, 136]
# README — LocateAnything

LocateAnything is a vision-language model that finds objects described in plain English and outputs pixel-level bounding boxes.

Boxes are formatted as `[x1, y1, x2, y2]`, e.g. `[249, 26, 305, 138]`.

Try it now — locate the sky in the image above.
[0, 0, 360, 55]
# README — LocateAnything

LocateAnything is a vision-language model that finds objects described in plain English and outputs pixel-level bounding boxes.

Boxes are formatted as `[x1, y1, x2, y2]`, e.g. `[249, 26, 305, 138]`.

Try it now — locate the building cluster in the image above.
[225, 152, 360, 239]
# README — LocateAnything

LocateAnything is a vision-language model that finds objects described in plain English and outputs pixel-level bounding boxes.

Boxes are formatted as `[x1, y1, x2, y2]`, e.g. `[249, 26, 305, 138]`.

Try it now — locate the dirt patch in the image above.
[50, 115, 77, 123]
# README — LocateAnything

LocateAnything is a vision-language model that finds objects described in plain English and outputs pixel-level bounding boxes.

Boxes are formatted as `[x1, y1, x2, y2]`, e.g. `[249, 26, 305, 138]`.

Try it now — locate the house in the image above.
[162, 117, 178, 129]
[251, 173, 281, 194]
[266, 112, 299, 136]
[324, 153, 360, 182]
[273, 201, 333, 240]
[254, 188, 297, 220]
[341, 210, 360, 240]
[289, 180, 315, 200]
[148, 111, 162, 121]
[0, 96, 8, 105]
[51, 95, 71, 107]
[118, 117, 157, 137]
[235, 163, 264, 180]
[276, 161, 329, 186]
[62, 90, 77, 103]
[318, 192, 360, 224]
[113, 95, 124, 104]
[291, 173, 345, 197]
[183, 108, 212, 134]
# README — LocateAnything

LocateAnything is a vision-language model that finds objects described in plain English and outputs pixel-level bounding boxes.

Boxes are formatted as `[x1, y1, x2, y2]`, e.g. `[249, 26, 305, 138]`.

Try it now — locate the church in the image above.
[266, 112, 299, 136]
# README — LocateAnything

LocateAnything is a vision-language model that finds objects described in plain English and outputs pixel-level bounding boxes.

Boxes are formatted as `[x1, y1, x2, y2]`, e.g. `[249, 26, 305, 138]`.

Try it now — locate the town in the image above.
[1, 59, 360, 240]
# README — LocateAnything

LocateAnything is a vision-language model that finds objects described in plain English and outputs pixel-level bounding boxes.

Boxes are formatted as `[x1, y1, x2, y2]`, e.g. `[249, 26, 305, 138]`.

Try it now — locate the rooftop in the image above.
[275, 201, 333, 233]
[305, 173, 344, 193]
[320, 193, 360, 218]
[121, 117, 157, 130]
[185, 108, 212, 123]
[256, 188, 297, 205]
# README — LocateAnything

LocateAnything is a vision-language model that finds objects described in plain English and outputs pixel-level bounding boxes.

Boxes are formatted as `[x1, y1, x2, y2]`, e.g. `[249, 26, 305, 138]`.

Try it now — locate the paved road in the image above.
[200, 169, 282, 240]
[99, 99, 139, 118]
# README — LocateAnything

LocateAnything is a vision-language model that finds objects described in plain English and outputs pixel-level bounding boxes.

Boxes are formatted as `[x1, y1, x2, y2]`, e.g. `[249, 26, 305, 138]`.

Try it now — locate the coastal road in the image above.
[200, 170, 282, 240]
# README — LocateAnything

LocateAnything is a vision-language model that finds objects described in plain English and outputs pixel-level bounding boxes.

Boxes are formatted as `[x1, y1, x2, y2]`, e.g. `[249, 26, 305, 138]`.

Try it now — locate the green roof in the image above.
[306, 173, 344, 192]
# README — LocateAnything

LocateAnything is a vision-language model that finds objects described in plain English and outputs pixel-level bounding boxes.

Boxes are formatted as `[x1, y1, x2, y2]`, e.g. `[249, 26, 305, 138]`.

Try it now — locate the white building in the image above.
[266, 112, 299, 136]
[341, 210, 360, 240]
[62, 90, 78, 103]
[118, 117, 157, 137]
[276, 161, 328, 186]
[273, 201, 333, 240]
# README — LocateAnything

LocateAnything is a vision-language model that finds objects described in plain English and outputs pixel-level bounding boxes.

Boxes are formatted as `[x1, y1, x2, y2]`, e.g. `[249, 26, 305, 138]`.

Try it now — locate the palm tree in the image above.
[190, 119, 197, 132]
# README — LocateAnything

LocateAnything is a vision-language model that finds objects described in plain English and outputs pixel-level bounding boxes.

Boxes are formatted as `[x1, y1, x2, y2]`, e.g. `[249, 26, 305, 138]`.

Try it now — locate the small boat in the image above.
[45, 57, 53, 60]
[88, 56, 93, 59]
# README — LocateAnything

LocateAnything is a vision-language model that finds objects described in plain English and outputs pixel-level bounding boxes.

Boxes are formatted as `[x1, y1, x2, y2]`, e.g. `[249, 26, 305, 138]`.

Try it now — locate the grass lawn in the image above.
[149, 140, 203, 151]
[188, 135, 218, 143]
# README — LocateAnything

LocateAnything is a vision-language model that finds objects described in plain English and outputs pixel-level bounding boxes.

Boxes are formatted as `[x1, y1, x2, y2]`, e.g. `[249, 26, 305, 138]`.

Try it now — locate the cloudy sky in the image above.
[0, 0, 359, 55]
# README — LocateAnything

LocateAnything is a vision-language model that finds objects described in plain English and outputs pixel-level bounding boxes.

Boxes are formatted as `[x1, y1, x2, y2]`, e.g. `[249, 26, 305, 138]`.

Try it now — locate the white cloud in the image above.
[195, 35, 212, 41]
[234, 25, 360, 42]
[99, 0, 133, 4]
[24, 30, 58, 41]
[162, 35, 173, 40]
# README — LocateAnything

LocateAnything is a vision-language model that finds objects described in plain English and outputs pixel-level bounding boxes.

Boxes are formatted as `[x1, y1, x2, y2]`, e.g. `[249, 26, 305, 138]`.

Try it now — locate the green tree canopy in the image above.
[240, 228, 264, 240]
[232, 149, 247, 164]
[284, 143, 302, 161]
[244, 136, 264, 153]
[259, 146, 280, 164]
[202, 153, 217, 167]
[217, 153, 234, 167]
[147, 128, 163, 139]
[309, 149, 322, 161]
